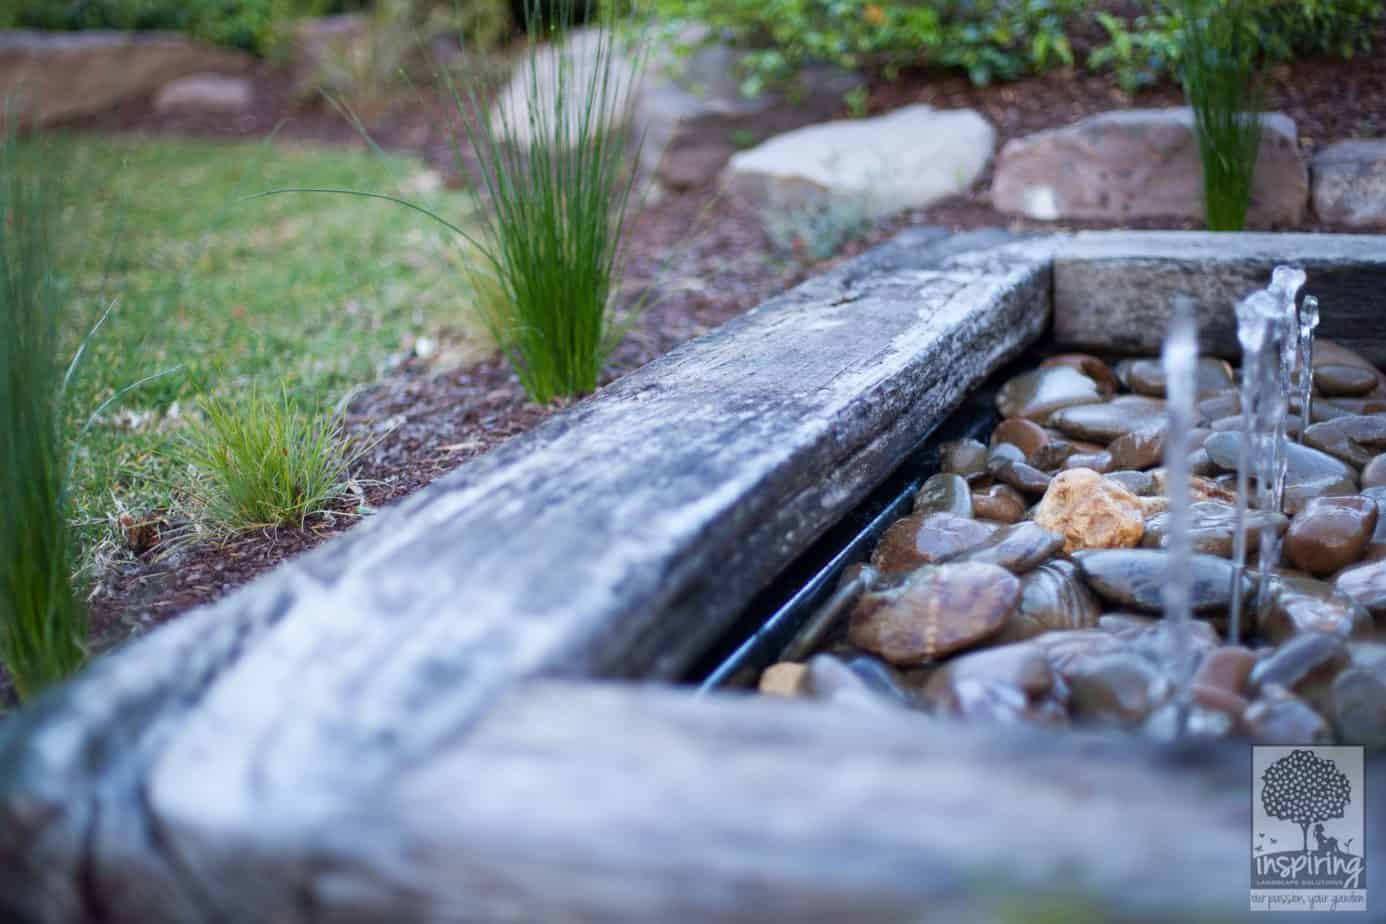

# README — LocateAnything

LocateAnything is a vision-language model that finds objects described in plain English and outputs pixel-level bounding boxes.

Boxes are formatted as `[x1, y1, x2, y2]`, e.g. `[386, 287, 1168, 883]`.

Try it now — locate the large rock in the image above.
[992, 108, 1307, 225]
[722, 104, 996, 218]
[154, 73, 252, 112]
[1312, 140, 1386, 229]
[488, 27, 863, 190]
[0, 30, 252, 127]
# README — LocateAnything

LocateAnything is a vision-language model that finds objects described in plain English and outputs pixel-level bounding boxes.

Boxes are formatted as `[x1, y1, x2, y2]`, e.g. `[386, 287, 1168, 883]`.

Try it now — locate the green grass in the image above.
[1, 123, 86, 700]
[14, 135, 481, 565]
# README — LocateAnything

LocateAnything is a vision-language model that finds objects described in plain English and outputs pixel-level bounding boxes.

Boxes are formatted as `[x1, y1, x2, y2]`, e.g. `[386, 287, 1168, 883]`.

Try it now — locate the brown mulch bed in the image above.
[61, 41, 1386, 649]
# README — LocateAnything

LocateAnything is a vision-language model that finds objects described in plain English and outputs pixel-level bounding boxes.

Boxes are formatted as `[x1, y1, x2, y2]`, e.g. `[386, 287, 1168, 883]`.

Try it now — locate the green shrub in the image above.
[1, 123, 86, 701]
[177, 385, 360, 531]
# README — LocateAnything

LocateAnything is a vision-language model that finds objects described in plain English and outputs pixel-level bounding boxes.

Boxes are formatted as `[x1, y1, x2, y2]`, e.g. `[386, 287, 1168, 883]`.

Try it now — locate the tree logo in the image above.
[1252, 746, 1366, 913]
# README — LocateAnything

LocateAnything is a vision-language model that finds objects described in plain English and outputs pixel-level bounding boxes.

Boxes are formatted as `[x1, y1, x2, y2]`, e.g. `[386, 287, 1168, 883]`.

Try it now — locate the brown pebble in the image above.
[990, 418, 1050, 460]
[971, 483, 1027, 524]
[1284, 495, 1378, 577]
[759, 662, 808, 697]
[1193, 646, 1257, 697]
[1062, 450, 1115, 474]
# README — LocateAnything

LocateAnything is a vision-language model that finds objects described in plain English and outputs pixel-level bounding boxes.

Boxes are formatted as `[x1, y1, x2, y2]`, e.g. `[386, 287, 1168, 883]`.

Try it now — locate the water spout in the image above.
[1161, 296, 1199, 722]
[1268, 267, 1305, 509]
[1297, 294, 1320, 439]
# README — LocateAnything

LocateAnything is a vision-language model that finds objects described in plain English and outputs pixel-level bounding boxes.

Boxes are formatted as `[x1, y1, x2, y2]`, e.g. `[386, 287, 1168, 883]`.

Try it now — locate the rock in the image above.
[1303, 415, 1386, 468]
[1362, 454, 1386, 489]
[1033, 628, 1129, 676]
[1365, 487, 1386, 561]
[1244, 685, 1334, 745]
[989, 455, 1052, 496]
[1114, 356, 1234, 398]
[1074, 549, 1249, 613]
[1198, 390, 1241, 421]
[992, 108, 1307, 225]
[990, 418, 1051, 461]
[1049, 395, 1168, 442]
[1033, 468, 1145, 553]
[1260, 574, 1374, 644]
[1283, 475, 1361, 516]
[1146, 701, 1238, 741]
[1061, 450, 1114, 474]
[1193, 646, 1257, 699]
[995, 366, 1105, 422]
[636, 36, 863, 189]
[803, 654, 904, 711]
[870, 512, 995, 574]
[1038, 353, 1118, 397]
[1067, 653, 1171, 727]
[970, 484, 1026, 524]
[921, 642, 1066, 726]
[952, 522, 1063, 574]
[1284, 495, 1377, 577]
[1328, 642, 1386, 747]
[1143, 500, 1288, 559]
[0, 31, 253, 127]
[153, 73, 252, 112]
[1248, 632, 1349, 698]
[847, 562, 1018, 666]
[912, 473, 973, 518]
[940, 438, 990, 484]
[1310, 139, 1386, 230]
[997, 560, 1102, 643]
[1334, 558, 1386, 618]
[1315, 340, 1385, 374]
[1204, 431, 1357, 488]
[1107, 426, 1165, 471]
[1108, 618, 1220, 666]
[759, 662, 808, 697]
[723, 105, 995, 219]
[1105, 470, 1155, 496]
[1315, 364, 1379, 398]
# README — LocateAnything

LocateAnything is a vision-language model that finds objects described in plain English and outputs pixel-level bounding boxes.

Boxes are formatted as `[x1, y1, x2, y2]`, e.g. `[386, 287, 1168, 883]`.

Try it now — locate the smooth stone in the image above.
[1107, 617, 1220, 665]
[1142, 500, 1288, 559]
[1315, 339, 1384, 374]
[970, 483, 1026, 524]
[1283, 475, 1360, 516]
[1107, 426, 1165, 471]
[842, 655, 919, 707]
[990, 457, 1052, 495]
[1067, 652, 1171, 727]
[990, 418, 1050, 460]
[996, 366, 1105, 422]
[1284, 495, 1377, 577]
[1197, 390, 1240, 421]
[939, 438, 990, 484]
[912, 473, 973, 518]
[921, 642, 1066, 726]
[1105, 470, 1155, 496]
[1049, 395, 1168, 442]
[1192, 645, 1257, 697]
[1323, 398, 1386, 416]
[1150, 470, 1237, 506]
[1260, 574, 1374, 644]
[951, 521, 1062, 574]
[1244, 684, 1334, 745]
[1033, 468, 1145, 553]
[1334, 558, 1386, 618]
[1114, 356, 1234, 398]
[1189, 683, 1250, 720]
[1316, 364, 1379, 398]
[1029, 437, 1078, 471]
[1074, 549, 1250, 613]
[1363, 486, 1386, 561]
[996, 560, 1102, 643]
[1204, 431, 1357, 486]
[870, 512, 995, 574]
[1188, 447, 1217, 476]
[1303, 415, 1386, 468]
[1033, 628, 1129, 676]
[847, 562, 1019, 665]
[1061, 450, 1114, 474]
[1362, 454, 1386, 489]
[804, 654, 904, 711]
[987, 442, 1025, 468]
[1039, 353, 1118, 397]
[759, 662, 808, 697]
[1329, 642, 1386, 748]
[1248, 631, 1349, 697]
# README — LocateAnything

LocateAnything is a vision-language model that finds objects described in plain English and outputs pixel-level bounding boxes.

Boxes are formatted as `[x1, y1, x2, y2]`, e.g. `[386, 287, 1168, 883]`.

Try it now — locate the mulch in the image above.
[57, 39, 1386, 650]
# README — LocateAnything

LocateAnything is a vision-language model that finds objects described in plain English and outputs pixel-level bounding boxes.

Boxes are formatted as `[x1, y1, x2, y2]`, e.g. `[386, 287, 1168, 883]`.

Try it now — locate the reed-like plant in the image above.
[1172, 0, 1264, 231]
[178, 385, 361, 532]
[1, 124, 86, 700]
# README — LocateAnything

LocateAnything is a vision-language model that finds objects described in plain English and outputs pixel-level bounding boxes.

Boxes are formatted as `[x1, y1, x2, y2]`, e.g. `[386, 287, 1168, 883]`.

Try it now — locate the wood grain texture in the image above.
[1053, 231, 1386, 363]
[0, 229, 1051, 923]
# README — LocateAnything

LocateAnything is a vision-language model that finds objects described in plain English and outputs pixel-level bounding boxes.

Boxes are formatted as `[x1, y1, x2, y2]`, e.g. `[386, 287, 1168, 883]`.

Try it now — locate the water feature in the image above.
[1161, 297, 1199, 719]
[1228, 290, 1277, 644]
[1298, 294, 1321, 440]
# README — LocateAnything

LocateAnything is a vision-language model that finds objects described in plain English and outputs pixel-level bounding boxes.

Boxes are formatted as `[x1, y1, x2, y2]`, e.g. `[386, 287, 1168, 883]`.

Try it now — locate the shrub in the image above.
[1, 122, 86, 701]
[177, 385, 360, 531]
[1174, 0, 1264, 231]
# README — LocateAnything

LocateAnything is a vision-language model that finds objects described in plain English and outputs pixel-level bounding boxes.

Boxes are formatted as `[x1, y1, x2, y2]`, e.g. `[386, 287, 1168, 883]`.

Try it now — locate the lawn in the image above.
[25, 135, 486, 569]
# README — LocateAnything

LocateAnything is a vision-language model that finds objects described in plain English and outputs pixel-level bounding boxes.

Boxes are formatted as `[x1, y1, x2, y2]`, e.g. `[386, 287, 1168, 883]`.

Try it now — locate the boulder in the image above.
[1311, 139, 1386, 229]
[154, 73, 253, 112]
[992, 108, 1307, 225]
[722, 104, 996, 218]
[0, 30, 252, 127]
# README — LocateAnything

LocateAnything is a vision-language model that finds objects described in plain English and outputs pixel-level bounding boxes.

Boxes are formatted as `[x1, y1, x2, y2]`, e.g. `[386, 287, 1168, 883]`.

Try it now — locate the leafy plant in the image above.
[1088, 9, 1181, 94]
[0, 119, 86, 701]
[177, 384, 361, 532]
[1173, 0, 1264, 231]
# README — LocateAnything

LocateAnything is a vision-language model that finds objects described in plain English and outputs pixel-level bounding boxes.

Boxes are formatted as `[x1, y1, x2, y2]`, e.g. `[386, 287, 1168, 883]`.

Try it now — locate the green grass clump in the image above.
[1, 128, 86, 700]
[1173, 0, 1264, 231]
[178, 386, 360, 532]
[448, 0, 648, 402]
